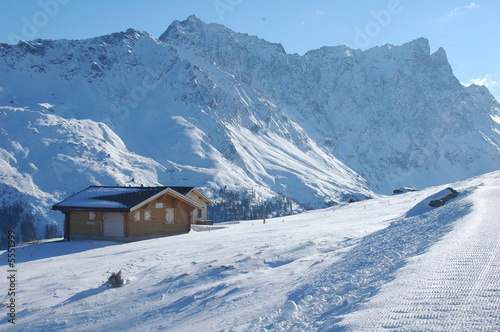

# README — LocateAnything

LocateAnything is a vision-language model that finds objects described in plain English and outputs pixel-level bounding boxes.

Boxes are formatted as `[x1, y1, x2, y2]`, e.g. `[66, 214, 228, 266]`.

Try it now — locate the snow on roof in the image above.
[52, 186, 195, 212]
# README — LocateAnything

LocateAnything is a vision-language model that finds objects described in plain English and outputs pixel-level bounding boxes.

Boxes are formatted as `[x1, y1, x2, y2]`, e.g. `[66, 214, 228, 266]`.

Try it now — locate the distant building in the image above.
[52, 186, 213, 241]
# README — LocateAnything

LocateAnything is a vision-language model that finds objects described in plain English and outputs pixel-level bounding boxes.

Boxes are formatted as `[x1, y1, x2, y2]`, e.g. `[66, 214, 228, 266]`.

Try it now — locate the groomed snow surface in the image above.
[2, 171, 499, 331]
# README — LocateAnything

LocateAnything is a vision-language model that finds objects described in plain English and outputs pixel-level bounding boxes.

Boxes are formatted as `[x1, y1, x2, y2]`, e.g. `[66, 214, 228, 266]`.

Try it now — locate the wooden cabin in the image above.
[52, 186, 213, 242]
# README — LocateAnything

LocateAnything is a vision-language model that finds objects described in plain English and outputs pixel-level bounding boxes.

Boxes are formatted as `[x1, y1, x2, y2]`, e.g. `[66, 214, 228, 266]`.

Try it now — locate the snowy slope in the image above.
[0, 105, 165, 242]
[0, 106, 163, 195]
[340, 181, 500, 331]
[1, 171, 499, 331]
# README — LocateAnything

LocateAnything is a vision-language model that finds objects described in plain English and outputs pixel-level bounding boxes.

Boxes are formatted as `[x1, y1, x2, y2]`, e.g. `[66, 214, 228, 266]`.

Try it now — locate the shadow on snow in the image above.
[256, 190, 473, 331]
[0, 240, 122, 264]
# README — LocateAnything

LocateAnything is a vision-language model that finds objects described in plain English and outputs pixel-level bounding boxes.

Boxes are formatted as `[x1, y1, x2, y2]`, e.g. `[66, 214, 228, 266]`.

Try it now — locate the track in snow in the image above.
[252, 183, 500, 331]
[340, 182, 500, 331]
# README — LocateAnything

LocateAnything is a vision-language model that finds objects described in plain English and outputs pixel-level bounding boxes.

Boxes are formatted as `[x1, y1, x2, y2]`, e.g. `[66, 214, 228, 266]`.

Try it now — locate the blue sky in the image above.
[1, 0, 499, 100]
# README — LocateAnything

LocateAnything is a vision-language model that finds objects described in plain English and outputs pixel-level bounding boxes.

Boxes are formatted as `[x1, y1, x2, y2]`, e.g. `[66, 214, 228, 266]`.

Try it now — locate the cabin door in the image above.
[103, 213, 125, 238]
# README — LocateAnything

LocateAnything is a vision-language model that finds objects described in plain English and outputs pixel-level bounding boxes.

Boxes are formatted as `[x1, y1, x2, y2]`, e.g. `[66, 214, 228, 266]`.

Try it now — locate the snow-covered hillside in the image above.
[0, 105, 165, 245]
[0, 15, 499, 237]
[2, 171, 499, 331]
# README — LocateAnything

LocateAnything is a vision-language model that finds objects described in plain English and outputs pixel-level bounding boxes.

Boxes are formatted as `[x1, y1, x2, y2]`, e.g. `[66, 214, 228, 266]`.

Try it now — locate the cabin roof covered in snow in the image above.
[52, 186, 202, 212]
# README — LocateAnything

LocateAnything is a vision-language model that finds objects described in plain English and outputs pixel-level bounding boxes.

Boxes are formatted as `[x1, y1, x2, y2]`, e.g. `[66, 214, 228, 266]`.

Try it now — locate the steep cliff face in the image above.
[0, 16, 499, 234]
[160, 17, 500, 192]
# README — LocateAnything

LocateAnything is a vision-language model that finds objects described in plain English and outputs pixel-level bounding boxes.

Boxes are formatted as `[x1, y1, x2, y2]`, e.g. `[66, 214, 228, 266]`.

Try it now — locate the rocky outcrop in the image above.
[429, 187, 460, 207]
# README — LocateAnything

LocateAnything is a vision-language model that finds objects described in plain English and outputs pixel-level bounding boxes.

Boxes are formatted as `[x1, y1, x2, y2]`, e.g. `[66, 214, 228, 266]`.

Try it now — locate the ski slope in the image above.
[339, 176, 500, 331]
[1, 171, 499, 331]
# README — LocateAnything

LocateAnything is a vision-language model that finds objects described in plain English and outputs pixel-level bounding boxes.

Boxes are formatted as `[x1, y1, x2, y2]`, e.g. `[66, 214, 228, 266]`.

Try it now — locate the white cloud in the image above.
[462, 73, 499, 88]
[315, 10, 325, 17]
[461, 73, 500, 101]
[443, 2, 479, 18]
[470, 76, 488, 86]
[300, 10, 325, 25]
[466, 2, 479, 9]
[445, 7, 461, 17]
[472, 73, 498, 87]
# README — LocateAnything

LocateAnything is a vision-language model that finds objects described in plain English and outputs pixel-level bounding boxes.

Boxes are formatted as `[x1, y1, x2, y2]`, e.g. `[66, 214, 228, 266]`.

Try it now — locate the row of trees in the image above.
[0, 201, 61, 250]
[208, 187, 299, 222]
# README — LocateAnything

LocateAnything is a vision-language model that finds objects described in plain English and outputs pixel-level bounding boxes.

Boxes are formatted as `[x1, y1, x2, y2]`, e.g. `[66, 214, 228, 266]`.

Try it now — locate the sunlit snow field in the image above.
[1, 171, 499, 331]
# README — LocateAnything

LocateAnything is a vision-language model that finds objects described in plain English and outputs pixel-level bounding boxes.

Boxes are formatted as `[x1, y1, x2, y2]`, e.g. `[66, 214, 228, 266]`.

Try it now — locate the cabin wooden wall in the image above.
[66, 193, 195, 241]
[69, 211, 103, 236]
[186, 191, 209, 223]
[126, 194, 192, 238]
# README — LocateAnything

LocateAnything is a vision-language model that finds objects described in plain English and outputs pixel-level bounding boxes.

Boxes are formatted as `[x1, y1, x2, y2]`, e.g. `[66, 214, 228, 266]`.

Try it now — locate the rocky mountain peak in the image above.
[159, 15, 205, 41]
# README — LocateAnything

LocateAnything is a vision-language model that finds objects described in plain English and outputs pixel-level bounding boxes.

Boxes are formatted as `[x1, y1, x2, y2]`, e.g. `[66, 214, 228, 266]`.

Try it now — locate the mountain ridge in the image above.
[0, 16, 499, 241]
[160, 18, 499, 192]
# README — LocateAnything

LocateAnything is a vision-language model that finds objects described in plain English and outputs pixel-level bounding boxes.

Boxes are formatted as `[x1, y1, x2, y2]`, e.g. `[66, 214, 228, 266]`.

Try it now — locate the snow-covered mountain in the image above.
[160, 17, 500, 192]
[1, 16, 499, 239]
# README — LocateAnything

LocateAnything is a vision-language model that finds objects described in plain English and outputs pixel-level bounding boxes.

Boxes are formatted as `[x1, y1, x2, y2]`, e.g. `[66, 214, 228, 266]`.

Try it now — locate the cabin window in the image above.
[165, 208, 174, 224]
[155, 203, 163, 208]
[133, 211, 141, 222]
[197, 209, 202, 219]
[144, 210, 151, 222]
[89, 212, 96, 220]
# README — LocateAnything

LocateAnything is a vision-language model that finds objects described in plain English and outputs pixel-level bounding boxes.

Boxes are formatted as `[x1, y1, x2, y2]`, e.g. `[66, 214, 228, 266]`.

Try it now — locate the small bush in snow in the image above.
[107, 270, 124, 288]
